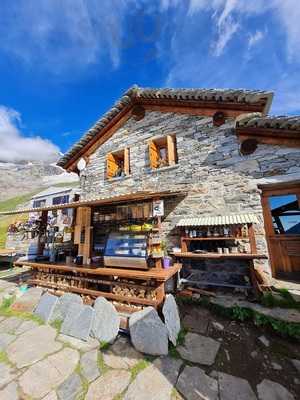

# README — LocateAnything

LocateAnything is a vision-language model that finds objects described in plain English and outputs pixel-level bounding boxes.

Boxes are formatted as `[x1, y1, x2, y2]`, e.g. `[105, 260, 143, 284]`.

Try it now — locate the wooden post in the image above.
[248, 223, 257, 253]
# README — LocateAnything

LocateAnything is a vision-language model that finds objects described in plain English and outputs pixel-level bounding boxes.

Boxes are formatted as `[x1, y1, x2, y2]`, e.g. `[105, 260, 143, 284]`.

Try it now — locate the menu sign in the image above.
[153, 200, 164, 216]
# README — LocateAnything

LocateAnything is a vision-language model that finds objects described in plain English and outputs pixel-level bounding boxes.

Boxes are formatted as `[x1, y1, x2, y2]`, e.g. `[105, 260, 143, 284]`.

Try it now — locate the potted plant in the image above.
[161, 240, 172, 269]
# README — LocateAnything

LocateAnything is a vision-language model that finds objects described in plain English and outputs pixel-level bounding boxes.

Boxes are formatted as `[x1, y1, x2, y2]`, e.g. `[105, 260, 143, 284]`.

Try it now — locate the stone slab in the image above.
[0, 317, 23, 333]
[218, 372, 257, 400]
[80, 349, 101, 383]
[7, 325, 62, 368]
[11, 287, 43, 313]
[177, 365, 219, 400]
[86, 369, 131, 400]
[177, 332, 220, 366]
[257, 379, 295, 400]
[153, 356, 183, 387]
[57, 372, 83, 400]
[0, 381, 19, 400]
[0, 280, 17, 291]
[57, 334, 100, 352]
[92, 297, 120, 344]
[34, 293, 58, 323]
[0, 362, 18, 389]
[0, 332, 16, 351]
[162, 294, 181, 346]
[43, 391, 58, 400]
[183, 314, 209, 334]
[102, 336, 143, 369]
[14, 319, 39, 335]
[51, 293, 83, 322]
[129, 307, 169, 356]
[61, 303, 94, 341]
[19, 347, 79, 399]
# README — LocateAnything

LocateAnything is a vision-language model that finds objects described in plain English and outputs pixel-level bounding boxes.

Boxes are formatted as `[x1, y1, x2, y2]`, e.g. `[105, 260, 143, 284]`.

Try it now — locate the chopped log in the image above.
[186, 286, 216, 297]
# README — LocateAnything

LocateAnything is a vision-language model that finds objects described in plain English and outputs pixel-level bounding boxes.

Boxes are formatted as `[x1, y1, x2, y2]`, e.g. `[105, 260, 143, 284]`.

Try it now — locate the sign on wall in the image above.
[153, 200, 164, 216]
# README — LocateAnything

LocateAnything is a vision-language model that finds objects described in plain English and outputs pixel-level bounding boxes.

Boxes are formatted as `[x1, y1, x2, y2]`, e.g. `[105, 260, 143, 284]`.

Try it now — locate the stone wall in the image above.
[81, 111, 300, 278]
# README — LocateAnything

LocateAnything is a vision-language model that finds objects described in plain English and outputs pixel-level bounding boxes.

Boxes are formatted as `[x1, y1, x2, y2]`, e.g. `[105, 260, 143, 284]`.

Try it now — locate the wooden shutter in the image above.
[124, 148, 130, 175]
[167, 135, 177, 166]
[106, 153, 118, 179]
[149, 140, 159, 169]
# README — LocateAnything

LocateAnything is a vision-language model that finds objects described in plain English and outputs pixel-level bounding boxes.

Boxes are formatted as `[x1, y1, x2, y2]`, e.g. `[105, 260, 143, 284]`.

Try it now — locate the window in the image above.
[52, 195, 69, 205]
[106, 148, 130, 179]
[149, 135, 177, 169]
[268, 194, 300, 234]
[33, 199, 46, 208]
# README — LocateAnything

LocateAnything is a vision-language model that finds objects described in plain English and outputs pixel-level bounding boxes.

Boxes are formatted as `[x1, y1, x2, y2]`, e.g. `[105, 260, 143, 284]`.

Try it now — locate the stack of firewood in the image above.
[112, 285, 157, 300]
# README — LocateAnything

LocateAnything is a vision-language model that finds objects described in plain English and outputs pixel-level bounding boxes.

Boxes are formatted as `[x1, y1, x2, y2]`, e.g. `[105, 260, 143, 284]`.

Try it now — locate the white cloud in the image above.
[248, 30, 264, 48]
[0, 0, 127, 74]
[0, 106, 60, 162]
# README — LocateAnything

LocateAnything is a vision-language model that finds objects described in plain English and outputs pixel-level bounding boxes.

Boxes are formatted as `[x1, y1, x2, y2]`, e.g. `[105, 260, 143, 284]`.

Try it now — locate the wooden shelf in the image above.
[15, 261, 182, 282]
[181, 236, 243, 241]
[28, 279, 158, 307]
[172, 252, 267, 260]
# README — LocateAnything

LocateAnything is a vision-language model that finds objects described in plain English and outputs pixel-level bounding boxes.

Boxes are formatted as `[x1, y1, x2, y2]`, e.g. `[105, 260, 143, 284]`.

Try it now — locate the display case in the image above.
[104, 231, 148, 269]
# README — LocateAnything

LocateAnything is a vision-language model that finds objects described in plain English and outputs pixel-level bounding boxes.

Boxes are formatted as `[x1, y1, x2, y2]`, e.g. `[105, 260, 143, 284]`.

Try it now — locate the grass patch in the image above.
[130, 359, 149, 381]
[0, 297, 43, 324]
[169, 346, 181, 359]
[261, 289, 300, 310]
[97, 352, 109, 374]
[51, 319, 63, 331]
[0, 350, 9, 364]
[100, 341, 110, 351]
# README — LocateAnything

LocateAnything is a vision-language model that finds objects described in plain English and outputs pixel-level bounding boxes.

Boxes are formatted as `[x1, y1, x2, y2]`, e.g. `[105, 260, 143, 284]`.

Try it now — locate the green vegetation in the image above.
[51, 319, 63, 331]
[0, 350, 9, 364]
[130, 359, 149, 381]
[100, 341, 110, 351]
[261, 289, 300, 310]
[0, 296, 43, 324]
[97, 352, 109, 374]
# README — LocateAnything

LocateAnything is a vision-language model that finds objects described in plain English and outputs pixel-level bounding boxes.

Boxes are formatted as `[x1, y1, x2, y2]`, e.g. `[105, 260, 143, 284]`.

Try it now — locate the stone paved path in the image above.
[0, 281, 298, 399]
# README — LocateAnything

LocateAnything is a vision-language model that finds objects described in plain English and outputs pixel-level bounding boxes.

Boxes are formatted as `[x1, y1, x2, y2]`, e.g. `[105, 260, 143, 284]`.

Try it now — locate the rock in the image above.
[14, 319, 39, 335]
[250, 351, 258, 359]
[294, 378, 300, 385]
[271, 362, 282, 371]
[129, 307, 168, 356]
[183, 314, 209, 334]
[102, 336, 143, 369]
[211, 321, 224, 331]
[7, 325, 62, 368]
[51, 293, 83, 322]
[0, 317, 23, 333]
[57, 334, 99, 351]
[43, 391, 58, 400]
[257, 379, 295, 400]
[0, 280, 17, 291]
[0, 333, 16, 351]
[11, 287, 43, 312]
[177, 365, 219, 400]
[80, 350, 101, 383]
[291, 359, 300, 374]
[86, 369, 131, 400]
[162, 294, 181, 346]
[61, 303, 94, 341]
[258, 336, 270, 347]
[34, 293, 58, 323]
[124, 359, 181, 400]
[57, 373, 83, 400]
[92, 297, 120, 344]
[218, 372, 257, 400]
[0, 362, 18, 388]
[19, 347, 79, 399]
[177, 332, 220, 365]
[0, 381, 19, 400]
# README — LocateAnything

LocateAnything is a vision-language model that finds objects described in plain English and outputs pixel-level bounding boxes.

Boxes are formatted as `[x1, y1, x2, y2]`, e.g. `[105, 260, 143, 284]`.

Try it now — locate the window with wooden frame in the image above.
[106, 148, 130, 179]
[149, 135, 177, 169]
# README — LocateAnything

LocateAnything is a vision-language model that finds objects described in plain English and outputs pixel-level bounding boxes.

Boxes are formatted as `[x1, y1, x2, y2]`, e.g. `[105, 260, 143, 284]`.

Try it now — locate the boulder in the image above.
[129, 307, 168, 356]
[257, 379, 295, 400]
[61, 303, 94, 341]
[34, 293, 58, 323]
[91, 297, 120, 344]
[162, 294, 181, 346]
[51, 293, 83, 322]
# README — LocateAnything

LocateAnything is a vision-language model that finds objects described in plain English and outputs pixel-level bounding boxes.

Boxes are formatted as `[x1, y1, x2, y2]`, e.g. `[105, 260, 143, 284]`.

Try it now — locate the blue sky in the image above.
[0, 0, 299, 162]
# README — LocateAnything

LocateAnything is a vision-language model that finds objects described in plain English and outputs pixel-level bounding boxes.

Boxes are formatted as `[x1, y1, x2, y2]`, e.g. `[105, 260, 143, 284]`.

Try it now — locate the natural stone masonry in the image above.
[0, 332, 16, 351]
[43, 391, 58, 400]
[218, 372, 257, 400]
[19, 347, 79, 398]
[14, 319, 39, 335]
[0, 316, 23, 333]
[34, 292, 58, 323]
[57, 333, 99, 352]
[102, 336, 143, 369]
[57, 372, 83, 400]
[162, 294, 181, 346]
[61, 303, 94, 341]
[0, 362, 18, 389]
[7, 325, 62, 368]
[11, 287, 43, 313]
[86, 369, 131, 400]
[92, 297, 120, 344]
[257, 379, 295, 400]
[80, 349, 101, 383]
[177, 332, 220, 366]
[129, 307, 169, 356]
[51, 292, 83, 322]
[0, 381, 19, 400]
[177, 365, 219, 400]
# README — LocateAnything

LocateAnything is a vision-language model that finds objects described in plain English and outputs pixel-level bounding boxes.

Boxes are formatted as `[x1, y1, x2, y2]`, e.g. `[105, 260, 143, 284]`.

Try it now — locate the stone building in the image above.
[54, 86, 299, 286]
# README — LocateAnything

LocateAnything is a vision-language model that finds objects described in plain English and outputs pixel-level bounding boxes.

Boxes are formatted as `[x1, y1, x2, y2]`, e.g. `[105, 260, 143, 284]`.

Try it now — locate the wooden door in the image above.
[261, 183, 300, 280]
